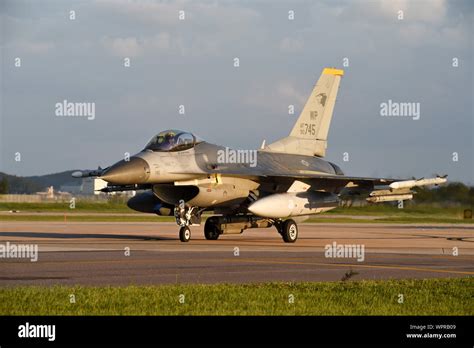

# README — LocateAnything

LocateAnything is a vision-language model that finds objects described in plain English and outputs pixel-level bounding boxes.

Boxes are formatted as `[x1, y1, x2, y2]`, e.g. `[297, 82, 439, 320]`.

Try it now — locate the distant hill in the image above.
[0, 171, 78, 194]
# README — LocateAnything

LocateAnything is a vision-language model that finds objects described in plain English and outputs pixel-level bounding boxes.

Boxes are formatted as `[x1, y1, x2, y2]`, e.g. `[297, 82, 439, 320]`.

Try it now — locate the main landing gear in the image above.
[203, 217, 221, 240]
[174, 203, 299, 243]
[275, 219, 298, 243]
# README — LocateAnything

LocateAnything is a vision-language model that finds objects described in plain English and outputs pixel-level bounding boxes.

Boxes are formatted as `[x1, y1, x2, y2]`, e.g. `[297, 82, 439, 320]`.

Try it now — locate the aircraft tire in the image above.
[281, 219, 298, 243]
[204, 219, 220, 240]
[179, 226, 191, 242]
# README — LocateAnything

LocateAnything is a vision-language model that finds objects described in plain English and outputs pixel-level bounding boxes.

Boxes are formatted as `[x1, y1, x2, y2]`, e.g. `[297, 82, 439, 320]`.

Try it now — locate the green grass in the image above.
[1, 202, 471, 223]
[2, 202, 469, 217]
[327, 205, 470, 218]
[2, 214, 471, 224]
[0, 201, 132, 213]
[307, 217, 473, 224]
[372, 217, 473, 224]
[0, 278, 472, 315]
[0, 214, 175, 222]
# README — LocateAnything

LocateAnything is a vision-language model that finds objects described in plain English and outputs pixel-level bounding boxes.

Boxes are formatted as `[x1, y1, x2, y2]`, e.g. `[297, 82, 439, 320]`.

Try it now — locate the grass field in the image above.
[327, 205, 470, 218]
[0, 278, 472, 315]
[0, 201, 132, 213]
[306, 217, 473, 224]
[0, 214, 176, 222]
[1, 202, 472, 223]
[1, 202, 469, 216]
[1, 214, 471, 224]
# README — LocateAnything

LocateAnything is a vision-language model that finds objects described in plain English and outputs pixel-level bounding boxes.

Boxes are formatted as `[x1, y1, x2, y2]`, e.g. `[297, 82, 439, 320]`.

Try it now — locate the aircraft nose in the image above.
[101, 157, 151, 184]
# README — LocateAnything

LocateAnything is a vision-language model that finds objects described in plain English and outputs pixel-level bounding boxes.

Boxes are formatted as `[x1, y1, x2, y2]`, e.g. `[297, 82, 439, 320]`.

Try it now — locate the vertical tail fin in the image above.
[290, 68, 343, 143]
[264, 67, 343, 157]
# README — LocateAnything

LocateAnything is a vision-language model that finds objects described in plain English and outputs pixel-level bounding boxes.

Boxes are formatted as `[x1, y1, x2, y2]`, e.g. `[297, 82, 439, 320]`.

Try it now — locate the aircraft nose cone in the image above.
[101, 157, 151, 184]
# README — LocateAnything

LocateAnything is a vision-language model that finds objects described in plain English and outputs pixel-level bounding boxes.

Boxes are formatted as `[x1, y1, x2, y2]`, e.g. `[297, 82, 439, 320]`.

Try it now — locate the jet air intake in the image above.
[127, 191, 174, 216]
[248, 191, 338, 219]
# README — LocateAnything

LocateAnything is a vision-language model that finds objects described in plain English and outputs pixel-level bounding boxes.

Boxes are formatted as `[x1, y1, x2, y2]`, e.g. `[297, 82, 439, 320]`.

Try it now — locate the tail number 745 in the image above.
[300, 123, 316, 136]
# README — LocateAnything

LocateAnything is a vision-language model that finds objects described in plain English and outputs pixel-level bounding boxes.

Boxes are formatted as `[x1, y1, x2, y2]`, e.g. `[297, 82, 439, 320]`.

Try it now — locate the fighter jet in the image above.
[73, 67, 447, 243]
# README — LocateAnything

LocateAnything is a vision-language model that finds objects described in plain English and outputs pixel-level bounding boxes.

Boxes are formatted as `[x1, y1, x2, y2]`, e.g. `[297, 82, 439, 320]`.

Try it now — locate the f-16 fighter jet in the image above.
[73, 67, 446, 242]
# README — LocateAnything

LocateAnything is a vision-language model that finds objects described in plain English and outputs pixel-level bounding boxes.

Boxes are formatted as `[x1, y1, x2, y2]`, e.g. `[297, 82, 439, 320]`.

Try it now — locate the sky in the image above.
[1, 0, 473, 183]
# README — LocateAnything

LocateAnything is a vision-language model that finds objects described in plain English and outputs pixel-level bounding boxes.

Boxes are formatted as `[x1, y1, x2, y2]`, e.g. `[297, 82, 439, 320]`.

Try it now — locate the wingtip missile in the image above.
[71, 166, 108, 179]
[389, 176, 448, 190]
[71, 171, 85, 178]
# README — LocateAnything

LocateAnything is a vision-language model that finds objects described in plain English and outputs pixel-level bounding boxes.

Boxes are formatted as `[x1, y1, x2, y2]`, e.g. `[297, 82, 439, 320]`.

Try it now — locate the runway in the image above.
[0, 221, 473, 285]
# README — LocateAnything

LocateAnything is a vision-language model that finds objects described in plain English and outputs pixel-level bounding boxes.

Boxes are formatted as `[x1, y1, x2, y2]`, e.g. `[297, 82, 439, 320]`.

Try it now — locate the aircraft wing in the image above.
[182, 166, 447, 202]
[175, 163, 447, 188]
[267, 173, 400, 186]
[269, 173, 447, 189]
[191, 165, 404, 186]
[267, 173, 448, 202]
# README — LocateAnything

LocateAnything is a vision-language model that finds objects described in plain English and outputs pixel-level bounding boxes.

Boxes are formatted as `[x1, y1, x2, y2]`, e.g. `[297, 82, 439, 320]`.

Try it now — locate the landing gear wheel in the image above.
[179, 226, 191, 242]
[281, 219, 298, 243]
[204, 219, 220, 240]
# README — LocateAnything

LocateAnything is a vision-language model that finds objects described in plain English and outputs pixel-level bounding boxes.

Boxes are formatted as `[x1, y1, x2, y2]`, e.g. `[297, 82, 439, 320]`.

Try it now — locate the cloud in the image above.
[96, 0, 263, 57]
[377, 0, 446, 23]
[331, 0, 447, 24]
[14, 40, 55, 54]
[305, 0, 466, 49]
[279, 37, 304, 52]
[95, 0, 182, 26]
[244, 81, 306, 113]
[146, 33, 171, 51]
[102, 36, 143, 57]
[102, 33, 176, 57]
[96, 0, 262, 28]
[276, 82, 306, 106]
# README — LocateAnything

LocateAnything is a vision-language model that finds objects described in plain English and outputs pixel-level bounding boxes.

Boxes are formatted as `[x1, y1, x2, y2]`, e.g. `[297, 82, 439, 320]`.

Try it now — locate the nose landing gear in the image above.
[174, 204, 203, 242]
[179, 226, 191, 242]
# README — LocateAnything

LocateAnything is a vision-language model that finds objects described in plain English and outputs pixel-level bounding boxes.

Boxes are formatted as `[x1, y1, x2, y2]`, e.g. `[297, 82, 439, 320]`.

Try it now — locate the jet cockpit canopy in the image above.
[144, 129, 203, 152]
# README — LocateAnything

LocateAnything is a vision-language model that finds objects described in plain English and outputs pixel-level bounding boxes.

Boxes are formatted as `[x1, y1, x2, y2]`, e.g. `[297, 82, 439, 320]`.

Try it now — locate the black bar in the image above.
[0, 316, 471, 346]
